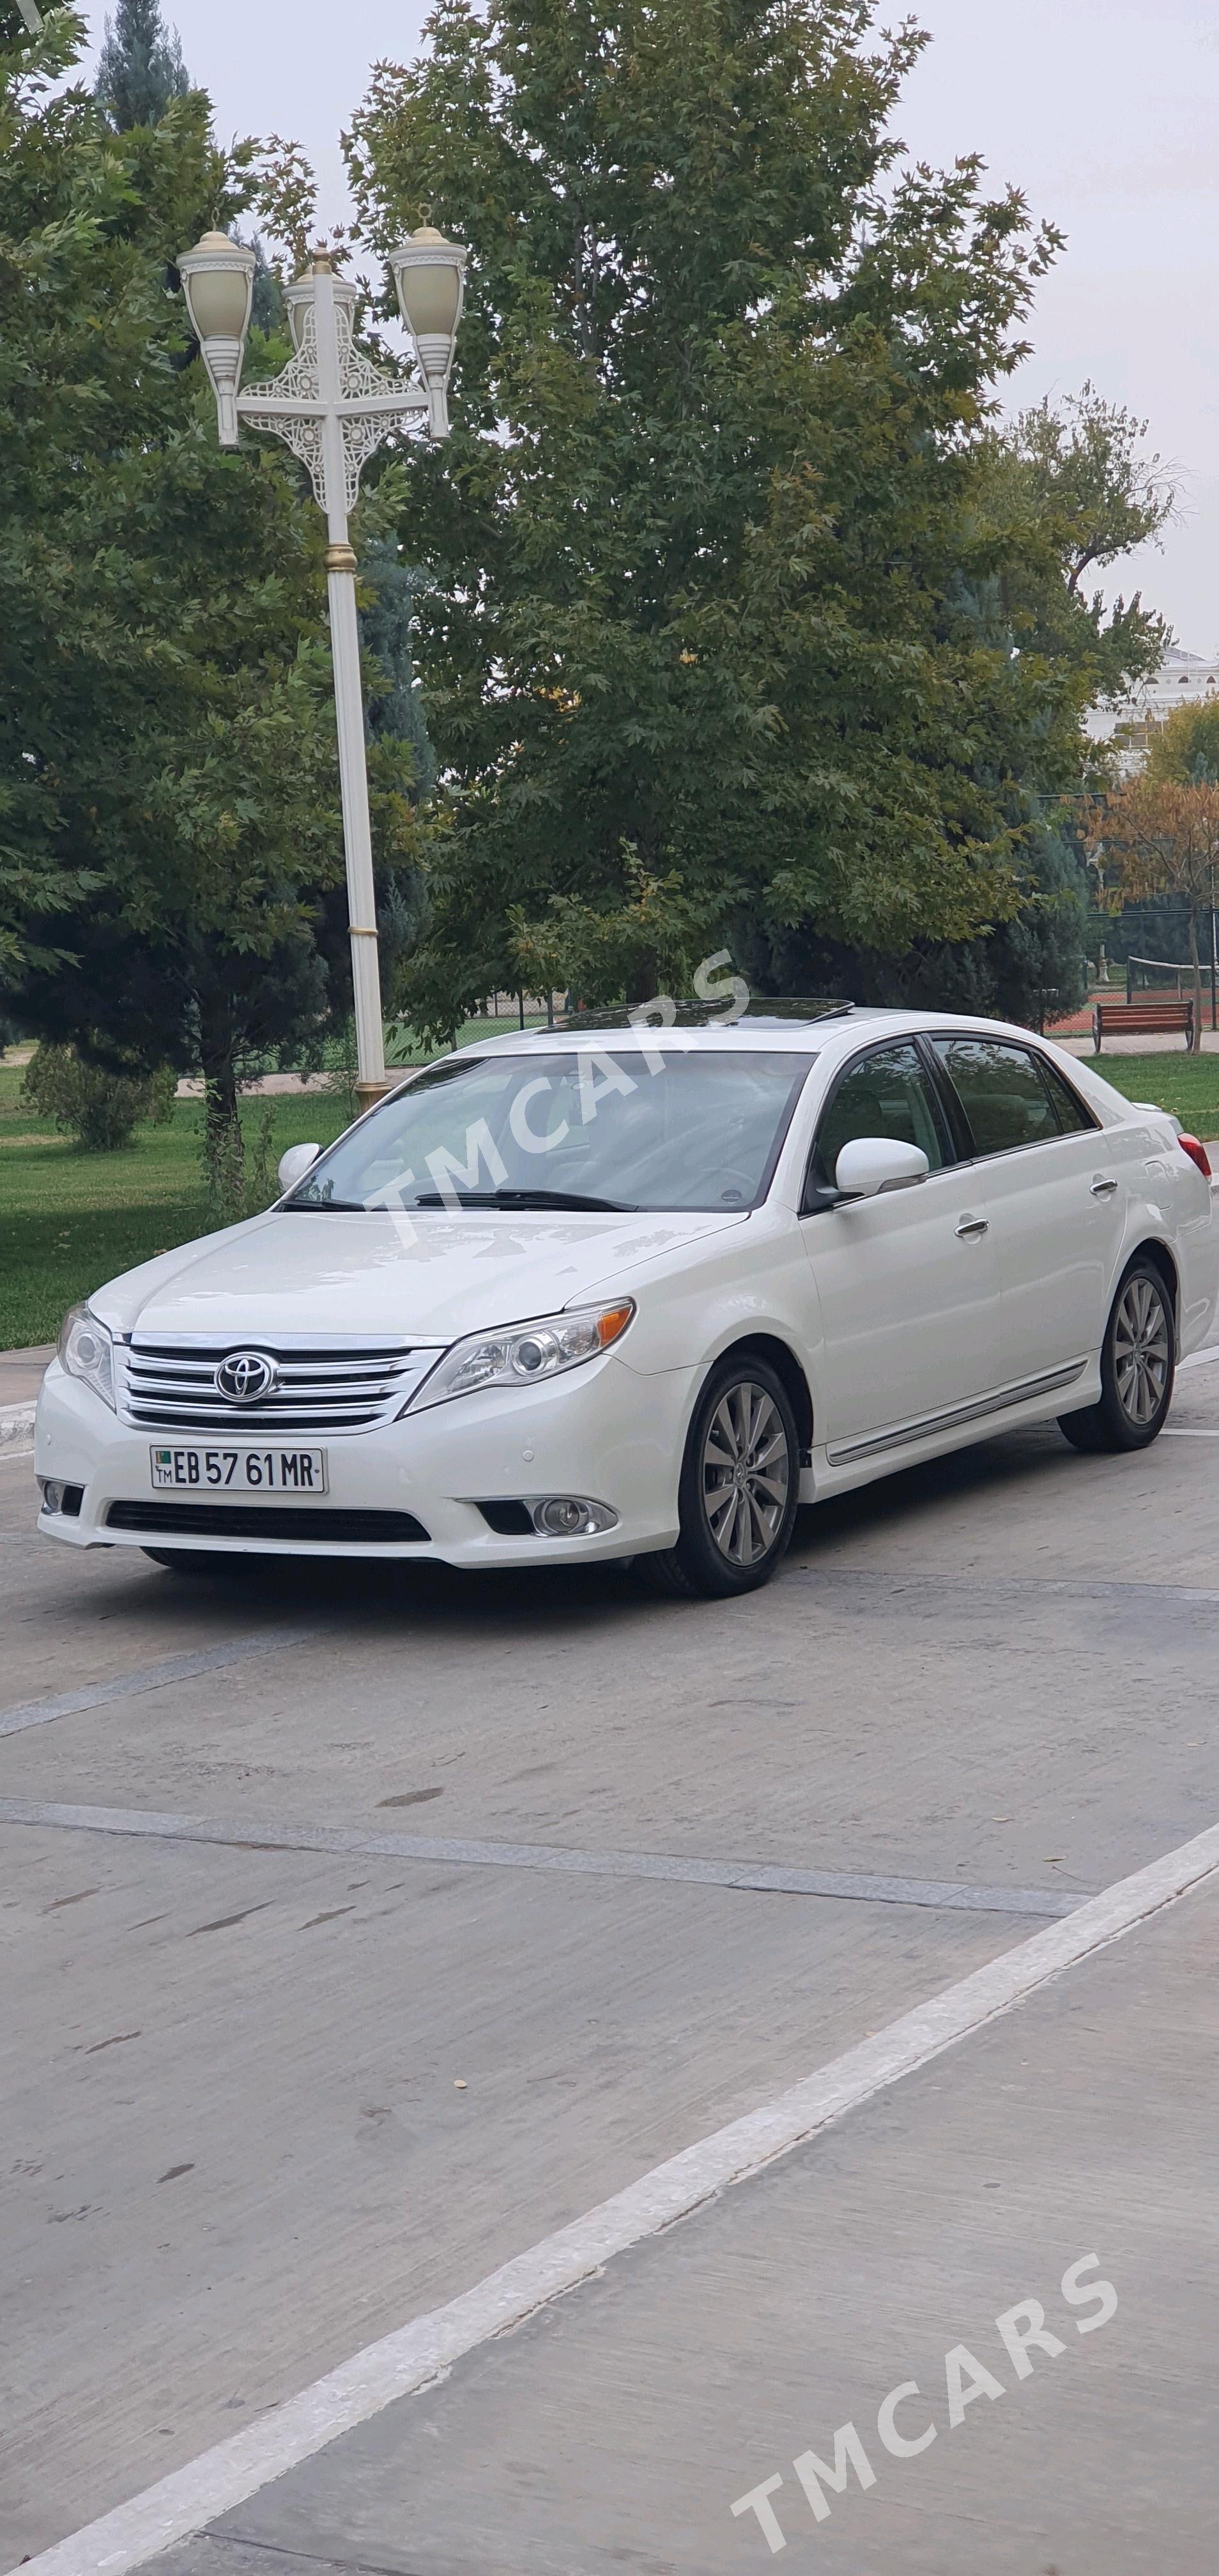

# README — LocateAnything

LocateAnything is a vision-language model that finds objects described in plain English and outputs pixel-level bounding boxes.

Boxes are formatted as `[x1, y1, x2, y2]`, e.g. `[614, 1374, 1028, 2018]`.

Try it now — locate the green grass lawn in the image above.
[1083, 1051, 1219, 1130]
[0, 1014, 549, 1352]
[0, 1073, 350, 1351]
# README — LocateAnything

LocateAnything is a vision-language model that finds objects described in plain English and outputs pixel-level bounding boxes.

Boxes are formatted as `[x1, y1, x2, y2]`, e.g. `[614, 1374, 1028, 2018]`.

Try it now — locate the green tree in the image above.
[768, 383, 1177, 1023]
[21, 1042, 174, 1149]
[240, 226, 284, 334]
[1087, 778, 1219, 1049]
[342, 0, 1161, 1031]
[95, 0, 188, 130]
[361, 539, 437, 806]
[358, 537, 438, 1004]
[0, 6, 390, 1196]
[994, 383, 1176, 608]
[1145, 698, 1219, 787]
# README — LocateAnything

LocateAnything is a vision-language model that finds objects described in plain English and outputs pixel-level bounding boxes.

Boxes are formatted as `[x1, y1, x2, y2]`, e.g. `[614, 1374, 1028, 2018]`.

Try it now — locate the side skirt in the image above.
[798, 1360, 1096, 1505]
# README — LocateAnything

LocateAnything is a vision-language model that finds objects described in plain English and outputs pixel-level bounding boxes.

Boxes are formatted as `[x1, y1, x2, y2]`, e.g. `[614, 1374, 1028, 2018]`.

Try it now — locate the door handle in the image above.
[955, 1215, 989, 1239]
[1090, 1175, 1119, 1197]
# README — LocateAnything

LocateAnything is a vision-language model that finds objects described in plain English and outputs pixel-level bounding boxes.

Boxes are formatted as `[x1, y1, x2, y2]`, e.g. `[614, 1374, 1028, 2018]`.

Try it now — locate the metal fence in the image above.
[1127, 956, 1218, 1028]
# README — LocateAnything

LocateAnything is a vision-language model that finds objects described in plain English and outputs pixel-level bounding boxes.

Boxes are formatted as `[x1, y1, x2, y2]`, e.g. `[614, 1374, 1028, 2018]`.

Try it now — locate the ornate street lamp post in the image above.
[176, 226, 466, 1108]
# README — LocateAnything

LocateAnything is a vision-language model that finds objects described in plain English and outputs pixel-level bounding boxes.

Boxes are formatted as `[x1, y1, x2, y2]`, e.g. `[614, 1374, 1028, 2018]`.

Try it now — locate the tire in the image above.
[1059, 1257, 1176, 1455]
[638, 1355, 800, 1599]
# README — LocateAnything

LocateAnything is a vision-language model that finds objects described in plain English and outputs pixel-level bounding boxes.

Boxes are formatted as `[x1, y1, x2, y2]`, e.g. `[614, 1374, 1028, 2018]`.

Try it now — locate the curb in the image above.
[0, 1402, 36, 1452]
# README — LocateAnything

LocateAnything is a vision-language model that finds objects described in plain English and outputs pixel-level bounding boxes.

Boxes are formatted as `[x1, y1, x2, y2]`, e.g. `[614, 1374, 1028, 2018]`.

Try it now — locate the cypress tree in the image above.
[96, 0, 189, 130]
[360, 540, 436, 806]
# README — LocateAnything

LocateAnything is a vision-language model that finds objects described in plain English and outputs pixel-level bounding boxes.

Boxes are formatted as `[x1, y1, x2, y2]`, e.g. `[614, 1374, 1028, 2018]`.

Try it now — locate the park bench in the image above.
[1092, 998, 1195, 1051]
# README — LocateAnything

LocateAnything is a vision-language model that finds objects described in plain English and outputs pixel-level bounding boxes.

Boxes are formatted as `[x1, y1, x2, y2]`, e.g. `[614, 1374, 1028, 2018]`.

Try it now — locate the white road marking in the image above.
[0, 1633, 316, 1738]
[0, 1798, 1082, 1919]
[1181, 1341, 1219, 1371]
[0, 1443, 34, 1461]
[11, 1811, 1219, 2576]
[1162, 1427, 1219, 1438]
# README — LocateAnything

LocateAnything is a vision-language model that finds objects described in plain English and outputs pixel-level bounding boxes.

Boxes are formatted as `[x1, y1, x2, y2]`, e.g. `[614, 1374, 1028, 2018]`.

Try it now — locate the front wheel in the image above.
[638, 1356, 799, 1598]
[1059, 1257, 1175, 1454]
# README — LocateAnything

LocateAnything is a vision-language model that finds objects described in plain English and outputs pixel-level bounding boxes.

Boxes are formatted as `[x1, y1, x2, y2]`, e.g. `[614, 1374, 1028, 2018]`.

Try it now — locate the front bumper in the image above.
[34, 1354, 694, 1567]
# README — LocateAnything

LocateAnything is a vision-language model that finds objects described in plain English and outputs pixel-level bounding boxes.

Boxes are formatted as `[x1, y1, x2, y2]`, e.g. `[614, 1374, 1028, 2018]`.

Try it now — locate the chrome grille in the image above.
[120, 1339, 441, 1434]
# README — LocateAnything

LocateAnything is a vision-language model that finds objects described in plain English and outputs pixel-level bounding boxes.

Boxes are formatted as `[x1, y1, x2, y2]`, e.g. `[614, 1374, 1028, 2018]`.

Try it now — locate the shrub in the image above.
[21, 1044, 163, 1151]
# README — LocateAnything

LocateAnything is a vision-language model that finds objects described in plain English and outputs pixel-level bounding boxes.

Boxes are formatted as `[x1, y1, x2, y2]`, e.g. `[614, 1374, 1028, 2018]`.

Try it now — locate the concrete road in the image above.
[3, 1355, 1219, 2569]
[150, 1871, 1219, 2576]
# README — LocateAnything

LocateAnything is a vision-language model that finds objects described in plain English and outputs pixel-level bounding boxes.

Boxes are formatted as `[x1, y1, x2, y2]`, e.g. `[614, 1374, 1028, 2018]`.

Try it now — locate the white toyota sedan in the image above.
[34, 1008, 1218, 1600]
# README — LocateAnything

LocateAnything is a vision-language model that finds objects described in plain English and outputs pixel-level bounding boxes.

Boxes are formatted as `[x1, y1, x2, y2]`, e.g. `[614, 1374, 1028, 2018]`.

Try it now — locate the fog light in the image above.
[40, 1479, 65, 1515]
[531, 1496, 618, 1538]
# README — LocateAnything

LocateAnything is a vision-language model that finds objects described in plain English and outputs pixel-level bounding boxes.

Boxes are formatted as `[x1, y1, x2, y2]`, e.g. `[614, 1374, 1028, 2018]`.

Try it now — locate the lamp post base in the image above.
[353, 1077, 398, 1117]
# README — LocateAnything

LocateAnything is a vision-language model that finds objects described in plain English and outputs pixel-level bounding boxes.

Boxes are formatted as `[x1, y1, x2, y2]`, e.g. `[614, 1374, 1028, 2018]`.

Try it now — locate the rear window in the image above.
[1039, 1058, 1098, 1135]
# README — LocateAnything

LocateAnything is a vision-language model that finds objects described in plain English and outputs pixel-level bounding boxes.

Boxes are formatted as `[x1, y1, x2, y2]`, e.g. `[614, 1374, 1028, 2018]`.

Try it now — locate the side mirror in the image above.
[278, 1141, 321, 1195]
[834, 1137, 929, 1199]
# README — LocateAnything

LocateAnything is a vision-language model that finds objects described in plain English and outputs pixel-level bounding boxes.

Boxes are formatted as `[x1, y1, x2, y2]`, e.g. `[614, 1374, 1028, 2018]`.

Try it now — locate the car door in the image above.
[800, 1038, 1002, 1450]
[929, 1036, 1127, 1384]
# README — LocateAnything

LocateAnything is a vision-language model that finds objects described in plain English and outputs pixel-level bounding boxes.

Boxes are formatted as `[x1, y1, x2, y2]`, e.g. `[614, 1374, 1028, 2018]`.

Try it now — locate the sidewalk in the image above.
[150, 1863, 1219, 2575]
[0, 1343, 50, 1447]
[0, 1344, 52, 1406]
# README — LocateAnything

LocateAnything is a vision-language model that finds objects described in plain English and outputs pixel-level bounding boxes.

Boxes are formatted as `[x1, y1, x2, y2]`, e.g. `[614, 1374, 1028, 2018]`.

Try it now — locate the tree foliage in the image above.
[360, 539, 437, 806]
[1087, 777, 1219, 1048]
[991, 383, 1175, 603]
[21, 1041, 174, 1149]
[0, 5, 392, 1195]
[95, 0, 189, 130]
[344, 0, 1162, 1031]
[1144, 698, 1219, 788]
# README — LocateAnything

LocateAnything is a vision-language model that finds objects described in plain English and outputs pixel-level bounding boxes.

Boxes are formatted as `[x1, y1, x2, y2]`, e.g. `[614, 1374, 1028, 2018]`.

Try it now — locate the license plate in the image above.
[150, 1446, 328, 1494]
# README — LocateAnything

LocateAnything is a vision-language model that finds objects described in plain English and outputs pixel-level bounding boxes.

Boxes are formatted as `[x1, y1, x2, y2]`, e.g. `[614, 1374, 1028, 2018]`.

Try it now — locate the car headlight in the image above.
[403, 1300, 635, 1414]
[57, 1304, 116, 1412]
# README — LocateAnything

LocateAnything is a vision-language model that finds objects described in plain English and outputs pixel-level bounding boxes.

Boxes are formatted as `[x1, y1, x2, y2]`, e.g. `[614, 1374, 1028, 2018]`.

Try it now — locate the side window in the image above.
[932, 1038, 1064, 1157]
[1038, 1057, 1098, 1136]
[808, 1042, 952, 1197]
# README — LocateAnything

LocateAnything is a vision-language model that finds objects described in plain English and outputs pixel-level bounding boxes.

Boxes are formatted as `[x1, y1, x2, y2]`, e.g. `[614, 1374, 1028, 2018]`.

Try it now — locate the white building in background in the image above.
[1089, 645, 1219, 747]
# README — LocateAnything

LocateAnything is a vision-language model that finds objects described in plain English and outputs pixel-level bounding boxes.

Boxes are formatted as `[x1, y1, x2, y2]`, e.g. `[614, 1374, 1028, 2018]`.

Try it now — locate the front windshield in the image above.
[288, 1048, 816, 1215]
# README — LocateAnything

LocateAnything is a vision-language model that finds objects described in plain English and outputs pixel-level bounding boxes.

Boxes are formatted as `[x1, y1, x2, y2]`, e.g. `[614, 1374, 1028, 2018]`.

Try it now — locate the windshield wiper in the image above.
[286, 1197, 369, 1211]
[412, 1188, 634, 1213]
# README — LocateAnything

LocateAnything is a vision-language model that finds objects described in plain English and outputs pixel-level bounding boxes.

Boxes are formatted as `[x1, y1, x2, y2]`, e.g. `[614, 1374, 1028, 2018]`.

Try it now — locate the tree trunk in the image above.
[198, 1004, 245, 1215]
[625, 950, 660, 1008]
[1188, 908, 1204, 1053]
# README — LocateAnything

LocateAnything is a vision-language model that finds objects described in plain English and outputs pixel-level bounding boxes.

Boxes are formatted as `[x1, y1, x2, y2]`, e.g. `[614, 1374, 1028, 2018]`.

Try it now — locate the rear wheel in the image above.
[638, 1356, 799, 1599]
[1059, 1257, 1175, 1455]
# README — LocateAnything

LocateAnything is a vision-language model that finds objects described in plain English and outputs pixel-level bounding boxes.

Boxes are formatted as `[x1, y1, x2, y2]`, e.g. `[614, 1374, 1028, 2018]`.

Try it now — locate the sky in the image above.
[79, 0, 1219, 653]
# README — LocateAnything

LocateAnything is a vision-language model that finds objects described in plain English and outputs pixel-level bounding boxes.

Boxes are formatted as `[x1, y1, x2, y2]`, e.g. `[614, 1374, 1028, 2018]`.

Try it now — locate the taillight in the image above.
[1177, 1133, 1213, 1180]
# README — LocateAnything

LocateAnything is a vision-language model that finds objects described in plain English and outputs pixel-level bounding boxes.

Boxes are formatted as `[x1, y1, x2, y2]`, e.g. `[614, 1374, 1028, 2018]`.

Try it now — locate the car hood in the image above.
[93, 1206, 747, 1344]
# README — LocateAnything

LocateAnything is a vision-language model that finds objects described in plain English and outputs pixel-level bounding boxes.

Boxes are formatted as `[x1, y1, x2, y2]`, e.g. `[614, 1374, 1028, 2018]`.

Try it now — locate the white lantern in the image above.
[389, 226, 467, 436]
[285, 263, 360, 356]
[177, 231, 256, 445]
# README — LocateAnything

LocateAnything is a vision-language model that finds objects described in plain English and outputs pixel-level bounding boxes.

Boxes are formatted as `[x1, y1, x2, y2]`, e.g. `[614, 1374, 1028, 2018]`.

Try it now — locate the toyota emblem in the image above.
[215, 1350, 278, 1404]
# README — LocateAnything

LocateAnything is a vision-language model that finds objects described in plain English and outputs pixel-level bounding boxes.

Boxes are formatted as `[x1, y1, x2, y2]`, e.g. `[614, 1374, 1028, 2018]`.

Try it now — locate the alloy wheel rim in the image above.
[1113, 1276, 1170, 1425]
[702, 1381, 791, 1566]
